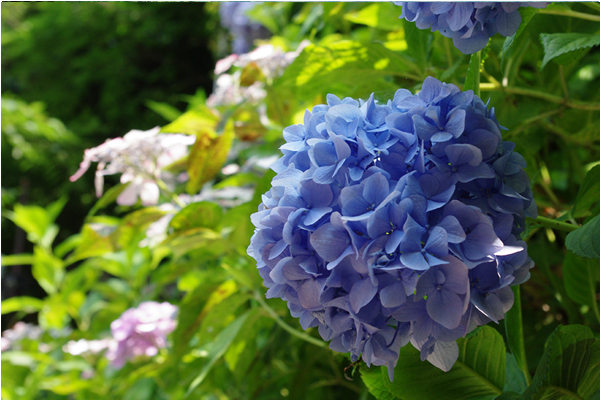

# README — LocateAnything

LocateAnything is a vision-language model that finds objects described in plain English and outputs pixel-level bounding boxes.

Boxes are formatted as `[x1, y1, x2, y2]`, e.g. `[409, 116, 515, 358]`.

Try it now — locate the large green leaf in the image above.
[572, 165, 600, 218]
[186, 311, 250, 396]
[524, 325, 600, 400]
[275, 40, 419, 101]
[540, 33, 600, 68]
[363, 326, 505, 400]
[566, 213, 600, 259]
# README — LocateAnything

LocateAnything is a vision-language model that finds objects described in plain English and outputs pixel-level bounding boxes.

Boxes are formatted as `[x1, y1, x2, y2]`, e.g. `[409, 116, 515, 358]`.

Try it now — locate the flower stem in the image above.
[538, 8, 600, 22]
[526, 216, 579, 232]
[480, 83, 600, 111]
[505, 286, 531, 386]
[473, 50, 481, 98]
[253, 291, 327, 348]
[155, 179, 186, 208]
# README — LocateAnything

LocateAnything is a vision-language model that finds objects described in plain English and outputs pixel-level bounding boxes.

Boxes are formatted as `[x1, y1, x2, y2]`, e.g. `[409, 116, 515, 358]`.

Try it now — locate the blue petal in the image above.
[298, 279, 323, 309]
[350, 277, 378, 313]
[426, 289, 464, 329]
[310, 223, 351, 261]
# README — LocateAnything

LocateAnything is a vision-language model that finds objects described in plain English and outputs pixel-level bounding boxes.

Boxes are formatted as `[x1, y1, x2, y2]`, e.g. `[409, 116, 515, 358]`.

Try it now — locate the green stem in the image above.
[538, 8, 600, 22]
[155, 179, 186, 208]
[526, 216, 579, 232]
[474, 50, 481, 98]
[505, 286, 531, 385]
[480, 84, 600, 111]
[254, 291, 327, 349]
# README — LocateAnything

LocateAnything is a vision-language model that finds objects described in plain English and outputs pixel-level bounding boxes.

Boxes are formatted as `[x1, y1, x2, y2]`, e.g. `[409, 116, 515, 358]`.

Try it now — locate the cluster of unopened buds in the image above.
[249, 77, 536, 379]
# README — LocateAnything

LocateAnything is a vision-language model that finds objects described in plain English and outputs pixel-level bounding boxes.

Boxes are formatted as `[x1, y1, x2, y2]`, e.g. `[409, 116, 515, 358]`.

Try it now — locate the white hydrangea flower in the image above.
[70, 127, 195, 206]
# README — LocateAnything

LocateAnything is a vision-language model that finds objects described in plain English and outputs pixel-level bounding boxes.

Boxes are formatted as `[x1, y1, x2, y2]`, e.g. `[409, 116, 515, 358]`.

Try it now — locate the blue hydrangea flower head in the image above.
[249, 76, 536, 380]
[396, 2, 549, 54]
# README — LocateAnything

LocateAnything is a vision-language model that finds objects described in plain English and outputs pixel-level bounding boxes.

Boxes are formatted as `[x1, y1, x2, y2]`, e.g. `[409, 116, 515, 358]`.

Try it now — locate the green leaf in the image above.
[186, 311, 250, 397]
[185, 120, 234, 194]
[572, 165, 600, 218]
[505, 353, 529, 394]
[145, 100, 182, 122]
[380, 326, 505, 400]
[65, 224, 115, 264]
[5, 204, 51, 245]
[275, 40, 419, 101]
[505, 286, 531, 386]
[501, 7, 541, 72]
[111, 207, 167, 249]
[32, 246, 64, 295]
[524, 325, 600, 400]
[540, 33, 600, 69]
[563, 251, 600, 324]
[563, 251, 600, 307]
[1, 296, 44, 315]
[402, 18, 432, 71]
[344, 3, 403, 31]
[160, 228, 223, 259]
[464, 51, 481, 95]
[1, 254, 34, 266]
[169, 201, 222, 232]
[566, 213, 600, 259]
[361, 364, 400, 400]
[213, 172, 260, 189]
[86, 182, 130, 218]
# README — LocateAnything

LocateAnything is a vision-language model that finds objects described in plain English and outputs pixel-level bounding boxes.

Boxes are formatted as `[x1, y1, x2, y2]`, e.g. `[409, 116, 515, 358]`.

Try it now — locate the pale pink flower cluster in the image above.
[208, 41, 310, 107]
[1, 322, 42, 352]
[105, 301, 177, 368]
[70, 127, 195, 206]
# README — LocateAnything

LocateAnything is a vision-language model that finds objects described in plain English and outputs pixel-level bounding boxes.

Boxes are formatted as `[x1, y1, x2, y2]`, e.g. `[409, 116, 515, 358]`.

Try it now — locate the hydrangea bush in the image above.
[249, 76, 536, 378]
[396, 2, 549, 54]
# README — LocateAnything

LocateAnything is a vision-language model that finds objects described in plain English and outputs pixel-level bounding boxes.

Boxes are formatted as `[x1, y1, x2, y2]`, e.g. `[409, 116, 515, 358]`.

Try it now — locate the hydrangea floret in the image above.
[70, 127, 195, 206]
[396, 2, 548, 54]
[248, 77, 536, 379]
[105, 301, 177, 368]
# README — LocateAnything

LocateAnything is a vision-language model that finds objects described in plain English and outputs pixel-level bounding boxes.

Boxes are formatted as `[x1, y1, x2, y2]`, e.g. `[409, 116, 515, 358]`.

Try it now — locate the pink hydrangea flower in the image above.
[105, 301, 177, 368]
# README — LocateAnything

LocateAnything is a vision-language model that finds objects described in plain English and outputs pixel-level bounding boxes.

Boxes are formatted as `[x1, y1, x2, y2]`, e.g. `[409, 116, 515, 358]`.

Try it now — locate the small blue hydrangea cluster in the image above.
[248, 77, 536, 379]
[396, 2, 548, 54]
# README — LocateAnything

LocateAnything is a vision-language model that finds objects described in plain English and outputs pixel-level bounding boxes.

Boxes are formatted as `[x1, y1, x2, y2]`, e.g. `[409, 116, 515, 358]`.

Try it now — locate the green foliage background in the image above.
[1, 2, 599, 400]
